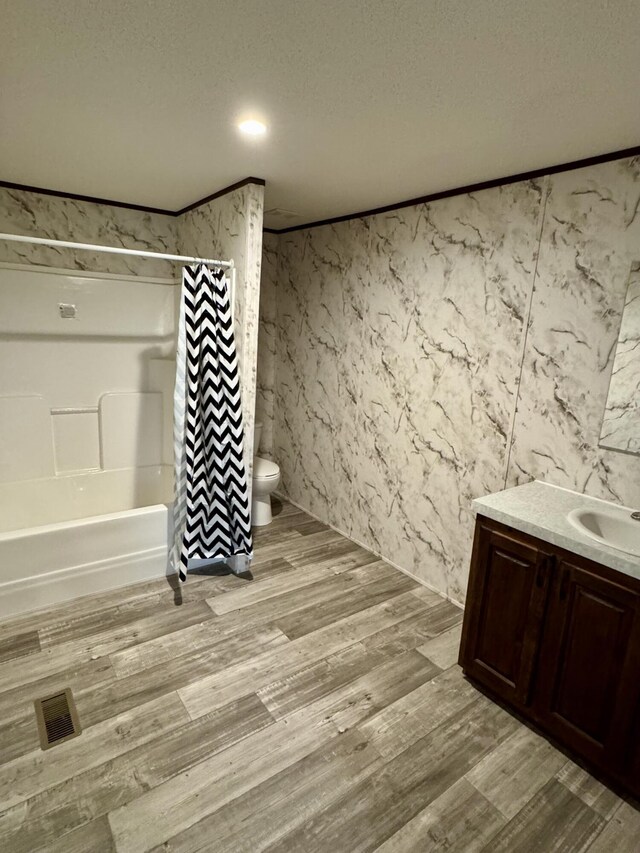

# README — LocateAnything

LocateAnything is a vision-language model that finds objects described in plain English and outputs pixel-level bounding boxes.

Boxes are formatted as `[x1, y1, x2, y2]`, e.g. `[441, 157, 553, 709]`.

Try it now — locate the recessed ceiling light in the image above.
[238, 119, 267, 137]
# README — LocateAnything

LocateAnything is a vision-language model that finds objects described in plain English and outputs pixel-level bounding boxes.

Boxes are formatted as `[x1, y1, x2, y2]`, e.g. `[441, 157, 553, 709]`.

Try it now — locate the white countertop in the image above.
[473, 480, 640, 582]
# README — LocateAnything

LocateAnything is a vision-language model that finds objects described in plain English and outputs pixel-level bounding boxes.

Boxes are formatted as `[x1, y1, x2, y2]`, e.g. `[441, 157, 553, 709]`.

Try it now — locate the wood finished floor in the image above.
[0, 498, 638, 853]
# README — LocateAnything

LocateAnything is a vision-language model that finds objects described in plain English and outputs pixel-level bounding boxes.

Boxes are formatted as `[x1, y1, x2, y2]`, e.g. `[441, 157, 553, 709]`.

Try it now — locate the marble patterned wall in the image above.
[507, 159, 640, 507]
[177, 183, 265, 478]
[256, 232, 278, 457]
[0, 187, 178, 277]
[272, 184, 544, 604]
[264, 156, 640, 605]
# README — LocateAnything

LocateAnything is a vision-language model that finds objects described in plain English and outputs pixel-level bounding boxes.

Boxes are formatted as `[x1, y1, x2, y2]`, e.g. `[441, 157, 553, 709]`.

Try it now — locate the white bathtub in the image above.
[0, 465, 174, 618]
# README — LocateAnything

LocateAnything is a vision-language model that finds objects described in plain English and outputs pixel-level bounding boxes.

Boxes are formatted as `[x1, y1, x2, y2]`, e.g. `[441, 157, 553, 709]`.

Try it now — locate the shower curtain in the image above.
[172, 263, 253, 582]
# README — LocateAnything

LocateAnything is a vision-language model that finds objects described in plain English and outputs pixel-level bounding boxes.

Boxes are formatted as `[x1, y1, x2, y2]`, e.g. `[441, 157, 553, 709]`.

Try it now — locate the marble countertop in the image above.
[473, 480, 640, 581]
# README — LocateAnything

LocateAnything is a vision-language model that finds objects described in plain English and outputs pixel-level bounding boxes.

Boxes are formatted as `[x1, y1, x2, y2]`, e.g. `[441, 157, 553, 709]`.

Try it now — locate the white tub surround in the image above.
[473, 480, 640, 581]
[0, 466, 172, 533]
[1, 180, 265, 492]
[0, 263, 178, 482]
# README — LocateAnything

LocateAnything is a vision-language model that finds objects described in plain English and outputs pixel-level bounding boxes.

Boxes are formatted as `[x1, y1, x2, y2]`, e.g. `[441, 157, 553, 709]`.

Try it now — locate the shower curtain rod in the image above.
[0, 232, 233, 268]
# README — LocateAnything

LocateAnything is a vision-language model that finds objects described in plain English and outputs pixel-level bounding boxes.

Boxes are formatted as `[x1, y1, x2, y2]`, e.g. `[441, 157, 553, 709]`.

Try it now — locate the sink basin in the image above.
[567, 507, 640, 558]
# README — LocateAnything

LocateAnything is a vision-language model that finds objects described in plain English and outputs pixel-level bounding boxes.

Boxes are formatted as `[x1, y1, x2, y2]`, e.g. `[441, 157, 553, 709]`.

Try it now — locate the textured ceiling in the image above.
[1, 0, 639, 228]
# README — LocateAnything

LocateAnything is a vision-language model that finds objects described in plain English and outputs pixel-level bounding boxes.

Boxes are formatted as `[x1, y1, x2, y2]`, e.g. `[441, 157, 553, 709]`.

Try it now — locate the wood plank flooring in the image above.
[0, 497, 637, 852]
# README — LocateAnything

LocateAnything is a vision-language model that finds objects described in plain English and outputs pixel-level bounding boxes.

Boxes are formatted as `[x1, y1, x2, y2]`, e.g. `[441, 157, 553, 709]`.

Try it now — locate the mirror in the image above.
[599, 264, 640, 454]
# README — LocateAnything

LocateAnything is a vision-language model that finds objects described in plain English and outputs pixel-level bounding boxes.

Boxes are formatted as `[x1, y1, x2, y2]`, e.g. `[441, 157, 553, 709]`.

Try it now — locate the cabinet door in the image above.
[534, 557, 640, 773]
[459, 520, 552, 707]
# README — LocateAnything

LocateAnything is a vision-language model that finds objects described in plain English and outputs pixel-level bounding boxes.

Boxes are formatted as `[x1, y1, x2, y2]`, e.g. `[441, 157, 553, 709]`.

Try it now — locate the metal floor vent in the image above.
[34, 688, 81, 750]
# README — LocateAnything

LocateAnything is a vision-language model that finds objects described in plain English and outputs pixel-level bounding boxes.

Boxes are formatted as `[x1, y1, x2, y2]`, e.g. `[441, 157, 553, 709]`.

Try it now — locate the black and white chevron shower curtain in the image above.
[172, 264, 253, 582]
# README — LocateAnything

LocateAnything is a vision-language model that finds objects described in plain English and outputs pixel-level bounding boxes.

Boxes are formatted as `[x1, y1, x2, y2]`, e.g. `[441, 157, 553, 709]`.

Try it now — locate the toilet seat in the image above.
[253, 456, 279, 480]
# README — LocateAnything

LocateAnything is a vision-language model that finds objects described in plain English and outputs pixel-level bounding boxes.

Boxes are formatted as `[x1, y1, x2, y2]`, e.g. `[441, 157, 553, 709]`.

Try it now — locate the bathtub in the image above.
[0, 465, 174, 618]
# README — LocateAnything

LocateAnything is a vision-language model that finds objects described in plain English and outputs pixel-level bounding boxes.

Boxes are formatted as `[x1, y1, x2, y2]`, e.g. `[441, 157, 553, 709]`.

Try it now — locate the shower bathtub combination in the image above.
[0, 235, 237, 618]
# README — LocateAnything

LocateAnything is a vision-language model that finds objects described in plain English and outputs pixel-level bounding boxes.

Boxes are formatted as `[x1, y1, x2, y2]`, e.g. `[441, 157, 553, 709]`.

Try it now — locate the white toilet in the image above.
[251, 422, 280, 526]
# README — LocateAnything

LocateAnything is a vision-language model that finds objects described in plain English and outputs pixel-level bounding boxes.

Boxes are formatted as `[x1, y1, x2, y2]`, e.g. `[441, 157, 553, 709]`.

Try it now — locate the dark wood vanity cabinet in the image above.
[459, 516, 640, 798]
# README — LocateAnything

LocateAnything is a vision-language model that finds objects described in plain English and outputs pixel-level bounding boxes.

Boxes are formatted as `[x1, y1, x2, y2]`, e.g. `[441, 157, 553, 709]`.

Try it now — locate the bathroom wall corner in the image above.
[176, 182, 265, 488]
[257, 230, 280, 458]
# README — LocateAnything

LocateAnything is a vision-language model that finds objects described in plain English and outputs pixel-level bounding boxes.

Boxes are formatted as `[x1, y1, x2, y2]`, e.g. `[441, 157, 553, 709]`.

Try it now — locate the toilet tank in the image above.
[253, 422, 263, 455]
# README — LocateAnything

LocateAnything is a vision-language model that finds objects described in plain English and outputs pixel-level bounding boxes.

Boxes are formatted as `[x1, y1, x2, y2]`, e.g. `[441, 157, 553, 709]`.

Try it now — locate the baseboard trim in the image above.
[274, 491, 464, 610]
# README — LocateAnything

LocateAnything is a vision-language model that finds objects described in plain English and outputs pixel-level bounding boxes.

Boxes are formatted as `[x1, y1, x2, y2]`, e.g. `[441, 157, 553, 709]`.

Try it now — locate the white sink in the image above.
[567, 507, 640, 558]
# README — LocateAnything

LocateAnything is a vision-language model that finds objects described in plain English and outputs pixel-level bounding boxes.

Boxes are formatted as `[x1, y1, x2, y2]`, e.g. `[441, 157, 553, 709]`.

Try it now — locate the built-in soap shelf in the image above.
[0, 389, 169, 482]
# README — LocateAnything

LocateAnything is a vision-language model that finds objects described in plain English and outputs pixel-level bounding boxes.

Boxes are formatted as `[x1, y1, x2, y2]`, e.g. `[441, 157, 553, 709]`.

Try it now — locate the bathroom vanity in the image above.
[459, 481, 640, 798]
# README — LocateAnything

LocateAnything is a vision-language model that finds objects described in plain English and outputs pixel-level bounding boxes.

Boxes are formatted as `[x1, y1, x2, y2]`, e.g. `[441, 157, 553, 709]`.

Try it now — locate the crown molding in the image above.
[263, 145, 640, 234]
[0, 176, 266, 217]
